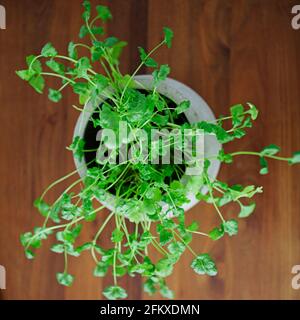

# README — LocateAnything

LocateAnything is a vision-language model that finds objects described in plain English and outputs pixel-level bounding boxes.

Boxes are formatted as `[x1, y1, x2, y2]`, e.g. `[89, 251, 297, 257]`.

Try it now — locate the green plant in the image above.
[17, 1, 300, 300]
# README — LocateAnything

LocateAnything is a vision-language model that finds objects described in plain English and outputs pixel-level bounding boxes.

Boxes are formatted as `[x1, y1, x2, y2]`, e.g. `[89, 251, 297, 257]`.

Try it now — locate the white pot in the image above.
[73, 75, 221, 213]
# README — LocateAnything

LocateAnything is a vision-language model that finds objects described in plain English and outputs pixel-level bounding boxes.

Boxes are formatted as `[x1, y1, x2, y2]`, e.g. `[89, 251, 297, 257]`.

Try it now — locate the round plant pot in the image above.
[73, 75, 221, 213]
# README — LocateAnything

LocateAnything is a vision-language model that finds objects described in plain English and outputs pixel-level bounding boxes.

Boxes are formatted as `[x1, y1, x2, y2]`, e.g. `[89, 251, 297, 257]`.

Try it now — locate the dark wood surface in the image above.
[0, 0, 300, 300]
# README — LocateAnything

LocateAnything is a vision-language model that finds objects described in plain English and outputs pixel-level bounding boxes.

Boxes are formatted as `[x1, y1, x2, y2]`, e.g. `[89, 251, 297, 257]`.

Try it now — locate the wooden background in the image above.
[0, 0, 300, 300]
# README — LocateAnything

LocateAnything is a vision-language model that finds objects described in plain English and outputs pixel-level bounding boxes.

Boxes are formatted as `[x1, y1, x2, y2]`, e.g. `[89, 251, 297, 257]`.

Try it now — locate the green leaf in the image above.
[64, 224, 82, 243]
[197, 121, 233, 144]
[191, 253, 217, 276]
[261, 144, 280, 156]
[69, 136, 85, 161]
[175, 100, 190, 115]
[34, 198, 50, 217]
[152, 114, 169, 126]
[104, 37, 119, 47]
[144, 279, 157, 295]
[46, 59, 65, 75]
[20, 232, 33, 247]
[76, 242, 93, 254]
[91, 45, 104, 62]
[163, 27, 174, 48]
[34, 227, 52, 241]
[230, 104, 244, 117]
[145, 187, 162, 201]
[155, 258, 173, 278]
[110, 41, 127, 64]
[153, 64, 170, 85]
[82, 0, 91, 20]
[73, 82, 89, 95]
[259, 157, 269, 175]
[111, 229, 124, 243]
[160, 284, 174, 299]
[25, 249, 35, 260]
[238, 202, 256, 218]
[91, 26, 104, 36]
[218, 149, 233, 164]
[76, 57, 91, 78]
[29, 75, 45, 94]
[289, 151, 300, 165]
[102, 285, 128, 300]
[79, 25, 89, 38]
[247, 102, 258, 120]
[230, 104, 244, 127]
[167, 241, 185, 258]
[48, 89, 62, 103]
[26, 55, 42, 73]
[158, 228, 173, 246]
[94, 262, 109, 277]
[16, 69, 35, 81]
[209, 226, 224, 240]
[56, 272, 74, 287]
[94, 74, 108, 93]
[186, 221, 199, 232]
[68, 42, 78, 60]
[222, 219, 238, 236]
[100, 104, 120, 130]
[51, 243, 65, 253]
[96, 5, 112, 21]
[125, 91, 154, 125]
[138, 47, 158, 68]
[41, 43, 58, 58]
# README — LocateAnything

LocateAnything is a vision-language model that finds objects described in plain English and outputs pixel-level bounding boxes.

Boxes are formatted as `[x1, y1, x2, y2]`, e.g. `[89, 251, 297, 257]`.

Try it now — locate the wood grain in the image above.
[0, 0, 300, 300]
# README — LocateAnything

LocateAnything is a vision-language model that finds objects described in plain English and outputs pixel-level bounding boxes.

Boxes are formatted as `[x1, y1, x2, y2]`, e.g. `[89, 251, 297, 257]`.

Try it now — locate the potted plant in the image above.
[16, 1, 300, 300]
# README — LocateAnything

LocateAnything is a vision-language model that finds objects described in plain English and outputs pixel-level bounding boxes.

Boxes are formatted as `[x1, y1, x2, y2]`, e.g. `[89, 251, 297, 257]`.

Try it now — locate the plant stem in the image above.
[187, 230, 209, 237]
[204, 174, 225, 223]
[120, 40, 166, 101]
[93, 211, 115, 243]
[230, 151, 290, 162]
[41, 72, 76, 84]
[173, 230, 197, 257]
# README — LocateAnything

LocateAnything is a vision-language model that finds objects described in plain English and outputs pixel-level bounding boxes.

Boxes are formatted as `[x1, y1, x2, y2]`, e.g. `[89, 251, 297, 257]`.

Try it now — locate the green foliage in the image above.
[163, 27, 174, 48]
[94, 262, 109, 277]
[153, 64, 170, 85]
[103, 286, 128, 300]
[175, 100, 190, 115]
[41, 43, 58, 57]
[191, 254, 217, 276]
[69, 136, 85, 161]
[56, 272, 74, 287]
[289, 151, 300, 164]
[261, 144, 280, 156]
[48, 89, 62, 103]
[259, 157, 269, 175]
[16, 0, 300, 302]
[222, 219, 238, 236]
[238, 202, 256, 218]
[209, 226, 224, 240]
[96, 5, 112, 22]
[139, 47, 158, 68]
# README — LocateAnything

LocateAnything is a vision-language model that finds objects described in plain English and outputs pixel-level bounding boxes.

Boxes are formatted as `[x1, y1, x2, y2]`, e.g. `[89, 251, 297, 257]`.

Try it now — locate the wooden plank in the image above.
[0, 0, 299, 300]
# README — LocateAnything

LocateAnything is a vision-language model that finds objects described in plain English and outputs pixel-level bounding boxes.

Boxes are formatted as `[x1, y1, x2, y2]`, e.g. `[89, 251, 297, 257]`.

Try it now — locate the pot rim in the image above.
[73, 75, 221, 213]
